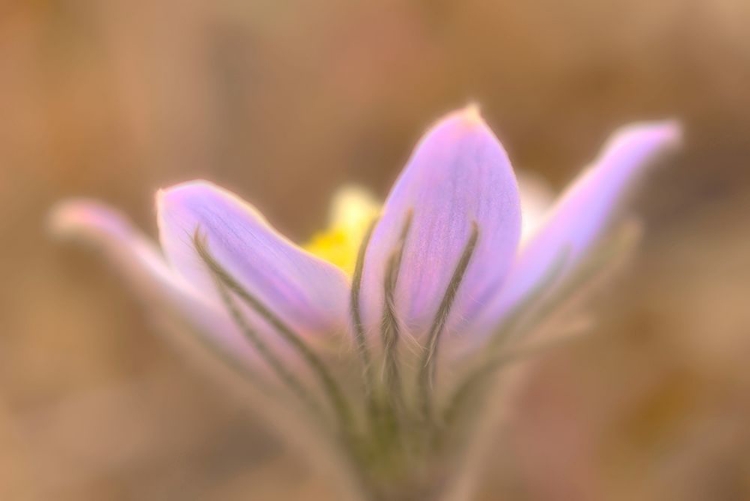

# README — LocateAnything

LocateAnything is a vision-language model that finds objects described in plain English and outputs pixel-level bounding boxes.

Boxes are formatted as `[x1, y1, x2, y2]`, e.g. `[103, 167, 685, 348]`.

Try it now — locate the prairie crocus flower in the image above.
[52, 106, 680, 501]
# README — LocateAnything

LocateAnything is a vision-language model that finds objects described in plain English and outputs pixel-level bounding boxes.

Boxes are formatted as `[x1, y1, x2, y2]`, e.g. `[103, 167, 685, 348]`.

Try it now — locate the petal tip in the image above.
[642, 119, 682, 146]
[428, 104, 492, 139]
[157, 179, 216, 206]
[594, 119, 683, 174]
[459, 102, 484, 125]
[48, 200, 85, 238]
[48, 199, 131, 243]
[656, 120, 683, 146]
[617, 119, 683, 151]
[156, 180, 231, 229]
[450, 103, 490, 132]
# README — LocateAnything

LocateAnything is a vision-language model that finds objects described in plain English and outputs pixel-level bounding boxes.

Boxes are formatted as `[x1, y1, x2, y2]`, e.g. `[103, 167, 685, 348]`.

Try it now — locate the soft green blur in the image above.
[1, 1, 750, 499]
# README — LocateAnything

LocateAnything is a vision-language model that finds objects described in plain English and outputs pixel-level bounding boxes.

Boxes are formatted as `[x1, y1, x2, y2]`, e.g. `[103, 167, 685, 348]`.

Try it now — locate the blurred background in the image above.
[2, 0, 750, 499]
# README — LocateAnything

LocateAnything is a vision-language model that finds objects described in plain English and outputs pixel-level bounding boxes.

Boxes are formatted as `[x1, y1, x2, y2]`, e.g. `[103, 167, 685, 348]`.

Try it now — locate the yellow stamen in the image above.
[304, 185, 381, 274]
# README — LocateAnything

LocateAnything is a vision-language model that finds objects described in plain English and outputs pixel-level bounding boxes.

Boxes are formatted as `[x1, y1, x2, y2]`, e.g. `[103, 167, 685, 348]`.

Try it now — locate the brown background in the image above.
[1, 0, 750, 499]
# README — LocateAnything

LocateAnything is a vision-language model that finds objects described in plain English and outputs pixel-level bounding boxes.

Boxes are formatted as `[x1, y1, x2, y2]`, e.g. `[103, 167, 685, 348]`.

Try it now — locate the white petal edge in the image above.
[517, 170, 555, 243]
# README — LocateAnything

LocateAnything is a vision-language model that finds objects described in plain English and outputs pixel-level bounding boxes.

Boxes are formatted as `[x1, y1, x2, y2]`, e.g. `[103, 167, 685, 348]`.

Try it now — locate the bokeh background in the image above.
[2, 1, 750, 499]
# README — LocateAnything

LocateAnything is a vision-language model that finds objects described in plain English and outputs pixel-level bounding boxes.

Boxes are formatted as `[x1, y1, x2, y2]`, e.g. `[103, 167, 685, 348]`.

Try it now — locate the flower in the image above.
[51, 106, 680, 501]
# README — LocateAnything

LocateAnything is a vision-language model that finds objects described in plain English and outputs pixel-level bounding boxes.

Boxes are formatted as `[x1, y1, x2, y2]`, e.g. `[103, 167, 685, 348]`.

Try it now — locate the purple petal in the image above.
[483, 121, 681, 328]
[157, 181, 350, 337]
[360, 107, 522, 338]
[49, 200, 259, 363]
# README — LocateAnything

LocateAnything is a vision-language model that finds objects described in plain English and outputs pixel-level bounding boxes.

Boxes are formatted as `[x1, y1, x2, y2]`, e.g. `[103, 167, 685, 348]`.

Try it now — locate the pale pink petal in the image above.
[483, 121, 681, 329]
[157, 181, 350, 337]
[50, 200, 259, 363]
[361, 107, 522, 338]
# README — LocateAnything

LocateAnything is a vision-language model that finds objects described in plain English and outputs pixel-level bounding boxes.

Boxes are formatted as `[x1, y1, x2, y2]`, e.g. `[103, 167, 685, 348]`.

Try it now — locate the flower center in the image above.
[303, 186, 380, 274]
